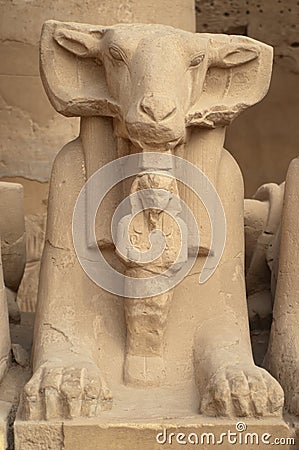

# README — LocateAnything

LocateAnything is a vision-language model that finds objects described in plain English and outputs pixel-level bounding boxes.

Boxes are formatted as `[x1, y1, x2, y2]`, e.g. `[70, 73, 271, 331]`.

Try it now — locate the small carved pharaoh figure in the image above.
[116, 171, 187, 386]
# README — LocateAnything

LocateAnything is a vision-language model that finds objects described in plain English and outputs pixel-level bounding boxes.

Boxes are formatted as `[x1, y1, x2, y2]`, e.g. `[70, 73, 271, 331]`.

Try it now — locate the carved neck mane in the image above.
[79, 116, 226, 251]
[80, 116, 225, 182]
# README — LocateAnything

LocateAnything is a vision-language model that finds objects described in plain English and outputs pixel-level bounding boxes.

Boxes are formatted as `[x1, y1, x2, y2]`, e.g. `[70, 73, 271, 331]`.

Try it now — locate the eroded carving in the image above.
[116, 171, 187, 386]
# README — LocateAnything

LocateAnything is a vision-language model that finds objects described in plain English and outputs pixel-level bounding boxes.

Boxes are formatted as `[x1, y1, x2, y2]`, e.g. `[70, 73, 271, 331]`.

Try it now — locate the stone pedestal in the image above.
[14, 416, 293, 450]
[13, 363, 298, 450]
[15, 383, 294, 449]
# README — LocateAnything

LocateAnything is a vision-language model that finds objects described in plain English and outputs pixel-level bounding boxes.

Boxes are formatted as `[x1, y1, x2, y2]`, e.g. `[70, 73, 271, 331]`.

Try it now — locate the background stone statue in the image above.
[245, 157, 299, 417]
[245, 182, 285, 329]
[22, 21, 283, 420]
[0, 182, 26, 382]
[266, 157, 299, 416]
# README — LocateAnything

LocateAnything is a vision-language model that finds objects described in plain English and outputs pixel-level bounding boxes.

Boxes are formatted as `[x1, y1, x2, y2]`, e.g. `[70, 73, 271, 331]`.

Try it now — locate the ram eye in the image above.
[190, 53, 205, 67]
[109, 46, 125, 61]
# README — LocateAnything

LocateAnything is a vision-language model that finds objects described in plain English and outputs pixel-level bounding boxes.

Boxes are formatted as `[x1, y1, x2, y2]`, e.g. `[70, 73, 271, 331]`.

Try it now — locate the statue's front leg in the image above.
[194, 261, 283, 418]
[194, 150, 283, 418]
[22, 140, 112, 420]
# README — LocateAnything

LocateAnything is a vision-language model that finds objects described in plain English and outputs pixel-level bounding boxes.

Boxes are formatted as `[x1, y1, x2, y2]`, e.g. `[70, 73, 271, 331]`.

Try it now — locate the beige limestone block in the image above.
[14, 417, 292, 450]
[63, 419, 293, 450]
[0, 401, 11, 450]
[14, 421, 63, 450]
[0, 74, 79, 181]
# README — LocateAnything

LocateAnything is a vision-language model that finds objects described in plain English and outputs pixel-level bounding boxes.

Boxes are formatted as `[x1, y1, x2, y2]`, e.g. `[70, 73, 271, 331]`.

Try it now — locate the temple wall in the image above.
[196, 0, 299, 195]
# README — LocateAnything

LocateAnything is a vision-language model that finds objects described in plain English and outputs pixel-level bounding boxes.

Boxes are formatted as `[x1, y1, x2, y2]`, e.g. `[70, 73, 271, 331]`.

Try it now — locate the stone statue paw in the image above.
[200, 364, 283, 418]
[22, 359, 112, 420]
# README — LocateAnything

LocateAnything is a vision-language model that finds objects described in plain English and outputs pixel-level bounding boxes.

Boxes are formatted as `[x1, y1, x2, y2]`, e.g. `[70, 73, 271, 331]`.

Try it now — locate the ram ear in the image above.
[187, 34, 273, 128]
[40, 20, 119, 117]
[53, 27, 103, 58]
[210, 43, 260, 68]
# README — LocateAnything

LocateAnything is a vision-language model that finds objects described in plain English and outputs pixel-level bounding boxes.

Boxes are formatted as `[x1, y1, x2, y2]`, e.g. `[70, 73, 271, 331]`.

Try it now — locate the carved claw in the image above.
[200, 364, 283, 418]
[22, 360, 112, 420]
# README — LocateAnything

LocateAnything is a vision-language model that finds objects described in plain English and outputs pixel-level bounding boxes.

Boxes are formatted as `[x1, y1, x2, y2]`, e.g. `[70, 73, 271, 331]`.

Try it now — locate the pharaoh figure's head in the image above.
[130, 172, 181, 214]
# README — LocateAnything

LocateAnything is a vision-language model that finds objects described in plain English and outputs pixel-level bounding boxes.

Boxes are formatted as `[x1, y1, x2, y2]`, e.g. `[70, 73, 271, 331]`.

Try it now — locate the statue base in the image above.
[15, 384, 294, 450]
[14, 417, 293, 450]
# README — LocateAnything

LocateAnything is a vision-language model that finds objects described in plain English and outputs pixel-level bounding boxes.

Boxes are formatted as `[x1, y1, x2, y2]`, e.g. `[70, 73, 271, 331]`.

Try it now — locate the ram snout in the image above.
[125, 93, 186, 149]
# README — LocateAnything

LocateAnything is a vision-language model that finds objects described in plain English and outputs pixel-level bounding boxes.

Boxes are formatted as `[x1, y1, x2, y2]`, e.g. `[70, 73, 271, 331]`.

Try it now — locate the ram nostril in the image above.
[140, 95, 177, 122]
